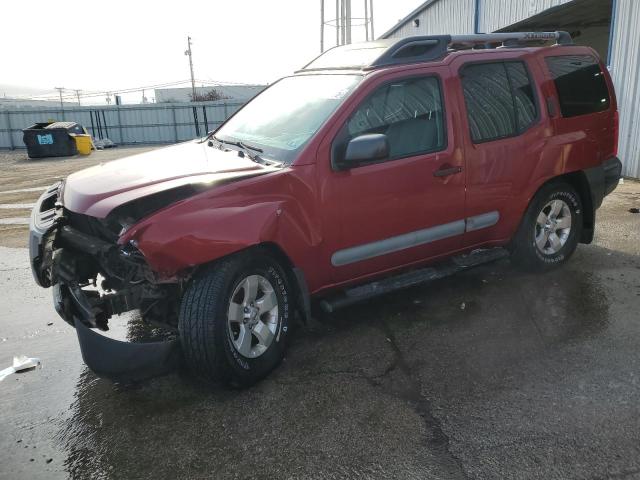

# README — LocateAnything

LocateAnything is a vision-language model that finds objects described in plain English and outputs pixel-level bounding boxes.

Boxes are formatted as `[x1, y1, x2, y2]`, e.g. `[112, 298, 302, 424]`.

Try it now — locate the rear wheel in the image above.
[179, 251, 291, 386]
[510, 182, 583, 271]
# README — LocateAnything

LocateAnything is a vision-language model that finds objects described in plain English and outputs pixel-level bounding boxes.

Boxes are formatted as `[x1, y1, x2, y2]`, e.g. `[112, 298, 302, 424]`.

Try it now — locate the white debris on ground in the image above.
[0, 356, 41, 382]
[0, 218, 30, 225]
[0, 186, 47, 195]
[93, 138, 117, 149]
[0, 204, 35, 209]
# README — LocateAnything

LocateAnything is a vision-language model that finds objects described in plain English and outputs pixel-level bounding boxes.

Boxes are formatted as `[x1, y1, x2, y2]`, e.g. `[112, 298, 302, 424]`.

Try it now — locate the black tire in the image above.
[179, 251, 292, 387]
[510, 181, 583, 271]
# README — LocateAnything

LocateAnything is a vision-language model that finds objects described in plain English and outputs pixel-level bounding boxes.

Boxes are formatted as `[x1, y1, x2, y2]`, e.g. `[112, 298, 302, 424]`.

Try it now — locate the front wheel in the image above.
[510, 182, 583, 271]
[179, 251, 292, 386]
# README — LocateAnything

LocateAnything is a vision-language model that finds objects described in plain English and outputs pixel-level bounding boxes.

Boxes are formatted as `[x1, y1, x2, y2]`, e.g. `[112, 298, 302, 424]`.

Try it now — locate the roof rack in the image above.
[448, 31, 573, 49]
[299, 31, 573, 72]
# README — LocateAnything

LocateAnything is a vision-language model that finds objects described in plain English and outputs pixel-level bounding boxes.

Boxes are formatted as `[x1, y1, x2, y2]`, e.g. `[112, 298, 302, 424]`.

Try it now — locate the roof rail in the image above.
[368, 35, 450, 68]
[298, 31, 573, 72]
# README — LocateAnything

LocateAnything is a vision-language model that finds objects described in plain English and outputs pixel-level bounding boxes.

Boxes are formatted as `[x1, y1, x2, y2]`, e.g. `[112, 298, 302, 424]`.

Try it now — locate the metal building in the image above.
[381, 0, 640, 179]
[154, 85, 265, 103]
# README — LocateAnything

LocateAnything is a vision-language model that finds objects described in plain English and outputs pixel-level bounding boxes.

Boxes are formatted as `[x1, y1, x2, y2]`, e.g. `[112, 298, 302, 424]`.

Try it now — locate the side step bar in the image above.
[319, 248, 509, 313]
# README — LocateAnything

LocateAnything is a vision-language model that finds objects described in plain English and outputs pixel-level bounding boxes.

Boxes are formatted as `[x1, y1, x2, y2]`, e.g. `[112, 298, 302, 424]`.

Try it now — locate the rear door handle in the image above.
[433, 166, 462, 177]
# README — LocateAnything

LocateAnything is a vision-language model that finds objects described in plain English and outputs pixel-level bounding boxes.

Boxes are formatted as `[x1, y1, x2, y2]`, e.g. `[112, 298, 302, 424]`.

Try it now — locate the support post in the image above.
[320, 0, 325, 52]
[171, 106, 178, 143]
[369, 0, 374, 40]
[116, 106, 124, 144]
[335, 0, 340, 45]
[5, 111, 14, 150]
[345, 0, 351, 44]
[607, 0, 618, 67]
[364, 0, 369, 41]
[340, 0, 346, 45]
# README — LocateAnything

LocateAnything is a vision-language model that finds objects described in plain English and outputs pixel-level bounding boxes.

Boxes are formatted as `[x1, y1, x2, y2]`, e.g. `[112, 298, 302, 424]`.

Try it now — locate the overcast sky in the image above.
[1, 0, 420, 102]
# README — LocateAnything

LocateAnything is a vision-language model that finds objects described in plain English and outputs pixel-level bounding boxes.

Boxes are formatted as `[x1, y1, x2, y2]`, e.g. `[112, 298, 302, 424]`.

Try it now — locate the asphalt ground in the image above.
[0, 147, 639, 479]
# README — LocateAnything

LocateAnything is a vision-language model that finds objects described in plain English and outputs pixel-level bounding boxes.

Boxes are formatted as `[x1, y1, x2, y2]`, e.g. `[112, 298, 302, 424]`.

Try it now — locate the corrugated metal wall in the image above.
[385, 0, 475, 38]
[608, 0, 640, 178]
[477, 0, 571, 33]
[0, 101, 244, 149]
[383, 0, 640, 178]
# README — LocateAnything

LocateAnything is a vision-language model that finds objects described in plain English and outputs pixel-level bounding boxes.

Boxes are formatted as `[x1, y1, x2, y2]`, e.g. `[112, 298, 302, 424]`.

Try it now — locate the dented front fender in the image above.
[120, 166, 324, 286]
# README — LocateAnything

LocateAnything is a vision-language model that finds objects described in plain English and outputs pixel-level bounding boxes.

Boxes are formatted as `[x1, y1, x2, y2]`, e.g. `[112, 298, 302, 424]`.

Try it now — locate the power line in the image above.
[9, 77, 264, 104]
[20, 80, 195, 101]
[195, 79, 265, 87]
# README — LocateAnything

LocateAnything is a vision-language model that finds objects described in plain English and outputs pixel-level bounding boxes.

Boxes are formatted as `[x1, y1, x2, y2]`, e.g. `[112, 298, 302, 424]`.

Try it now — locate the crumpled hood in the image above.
[62, 140, 275, 218]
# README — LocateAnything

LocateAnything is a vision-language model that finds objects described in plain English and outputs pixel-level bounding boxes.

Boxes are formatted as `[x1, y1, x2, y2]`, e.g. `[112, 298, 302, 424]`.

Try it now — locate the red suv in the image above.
[29, 32, 621, 385]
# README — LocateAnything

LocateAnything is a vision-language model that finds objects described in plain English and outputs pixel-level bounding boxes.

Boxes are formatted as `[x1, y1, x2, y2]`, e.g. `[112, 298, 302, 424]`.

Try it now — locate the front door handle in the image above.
[433, 165, 462, 177]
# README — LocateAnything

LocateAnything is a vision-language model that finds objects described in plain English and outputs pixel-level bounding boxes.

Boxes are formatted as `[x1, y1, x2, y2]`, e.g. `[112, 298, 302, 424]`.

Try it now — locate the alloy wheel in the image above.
[227, 274, 279, 358]
[535, 199, 572, 255]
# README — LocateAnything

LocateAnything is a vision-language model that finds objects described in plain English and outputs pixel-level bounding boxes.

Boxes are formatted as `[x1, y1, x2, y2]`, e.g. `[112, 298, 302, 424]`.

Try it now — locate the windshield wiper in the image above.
[211, 136, 262, 154]
[238, 141, 263, 153]
[211, 135, 281, 167]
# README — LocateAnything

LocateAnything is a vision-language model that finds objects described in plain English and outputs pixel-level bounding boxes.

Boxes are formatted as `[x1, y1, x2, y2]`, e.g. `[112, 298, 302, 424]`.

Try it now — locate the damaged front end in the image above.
[29, 182, 182, 382]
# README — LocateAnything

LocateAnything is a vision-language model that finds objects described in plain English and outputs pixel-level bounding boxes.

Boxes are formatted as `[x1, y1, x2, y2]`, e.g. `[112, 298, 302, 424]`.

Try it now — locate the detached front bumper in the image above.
[29, 183, 181, 382]
[29, 183, 60, 287]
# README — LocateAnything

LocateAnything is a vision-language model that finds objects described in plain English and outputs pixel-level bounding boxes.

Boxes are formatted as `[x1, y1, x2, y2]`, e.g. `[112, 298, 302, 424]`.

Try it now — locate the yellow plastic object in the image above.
[73, 134, 92, 155]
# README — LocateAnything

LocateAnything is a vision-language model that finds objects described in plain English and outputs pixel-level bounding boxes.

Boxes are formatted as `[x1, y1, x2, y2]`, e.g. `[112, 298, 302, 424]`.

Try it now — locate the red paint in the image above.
[67, 45, 617, 296]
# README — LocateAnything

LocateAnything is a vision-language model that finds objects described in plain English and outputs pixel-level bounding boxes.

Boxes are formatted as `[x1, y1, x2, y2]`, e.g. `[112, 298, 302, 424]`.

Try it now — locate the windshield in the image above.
[214, 74, 362, 164]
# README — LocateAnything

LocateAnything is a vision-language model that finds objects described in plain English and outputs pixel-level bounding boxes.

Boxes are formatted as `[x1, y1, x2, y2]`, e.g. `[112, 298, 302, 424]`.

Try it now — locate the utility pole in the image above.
[55, 87, 65, 116]
[74, 89, 82, 106]
[185, 36, 197, 102]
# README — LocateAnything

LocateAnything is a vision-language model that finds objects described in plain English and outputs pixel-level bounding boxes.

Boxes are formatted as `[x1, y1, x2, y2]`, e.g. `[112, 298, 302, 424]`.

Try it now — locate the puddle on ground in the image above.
[48, 251, 630, 479]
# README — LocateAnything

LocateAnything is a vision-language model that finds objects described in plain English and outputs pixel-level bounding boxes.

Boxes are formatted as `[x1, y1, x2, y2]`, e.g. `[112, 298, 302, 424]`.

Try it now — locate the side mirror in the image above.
[340, 134, 389, 168]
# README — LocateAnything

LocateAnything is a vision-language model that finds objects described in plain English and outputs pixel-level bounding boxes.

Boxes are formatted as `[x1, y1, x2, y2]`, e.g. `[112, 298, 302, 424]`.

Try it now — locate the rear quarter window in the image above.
[545, 55, 610, 118]
[460, 61, 538, 143]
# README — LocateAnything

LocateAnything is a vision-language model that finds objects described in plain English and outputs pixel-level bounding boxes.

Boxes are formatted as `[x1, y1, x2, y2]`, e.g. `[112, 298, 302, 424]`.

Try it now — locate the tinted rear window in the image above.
[545, 55, 610, 117]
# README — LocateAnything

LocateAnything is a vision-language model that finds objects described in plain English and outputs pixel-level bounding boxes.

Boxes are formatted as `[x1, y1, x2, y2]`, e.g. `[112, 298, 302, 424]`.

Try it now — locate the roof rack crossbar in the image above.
[449, 31, 573, 47]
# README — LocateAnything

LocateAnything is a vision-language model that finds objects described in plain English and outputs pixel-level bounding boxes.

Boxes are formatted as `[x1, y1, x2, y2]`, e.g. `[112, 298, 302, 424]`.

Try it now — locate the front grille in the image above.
[33, 182, 61, 230]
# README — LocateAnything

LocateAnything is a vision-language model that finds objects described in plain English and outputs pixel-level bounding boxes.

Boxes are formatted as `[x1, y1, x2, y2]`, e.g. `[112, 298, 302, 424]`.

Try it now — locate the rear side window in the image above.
[461, 61, 538, 143]
[545, 55, 610, 117]
[346, 76, 446, 159]
[506, 63, 537, 131]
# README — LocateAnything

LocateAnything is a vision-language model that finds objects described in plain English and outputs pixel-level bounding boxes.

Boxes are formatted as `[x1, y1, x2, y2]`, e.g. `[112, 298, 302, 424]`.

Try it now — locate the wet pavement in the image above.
[1, 167, 640, 479]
